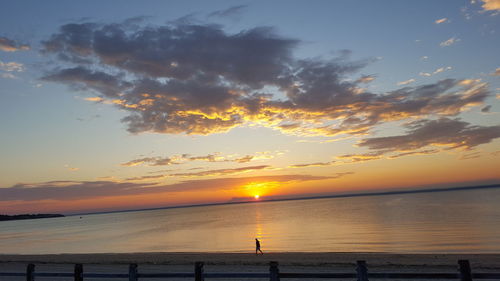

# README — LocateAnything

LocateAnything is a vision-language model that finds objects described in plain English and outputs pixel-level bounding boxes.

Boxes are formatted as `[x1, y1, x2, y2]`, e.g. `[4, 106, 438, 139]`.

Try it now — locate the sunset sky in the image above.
[1, 0, 499, 214]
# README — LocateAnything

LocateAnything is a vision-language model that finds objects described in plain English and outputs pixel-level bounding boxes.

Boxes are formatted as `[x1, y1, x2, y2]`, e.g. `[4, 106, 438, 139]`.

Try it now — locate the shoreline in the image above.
[1, 252, 500, 268]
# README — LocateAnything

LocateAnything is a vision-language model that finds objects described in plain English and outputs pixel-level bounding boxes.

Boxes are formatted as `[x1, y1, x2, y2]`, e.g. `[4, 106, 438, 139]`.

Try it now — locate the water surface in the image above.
[1, 188, 500, 254]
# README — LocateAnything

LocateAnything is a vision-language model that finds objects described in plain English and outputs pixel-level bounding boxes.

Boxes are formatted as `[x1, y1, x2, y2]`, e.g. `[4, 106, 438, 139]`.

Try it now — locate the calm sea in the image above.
[1, 188, 500, 254]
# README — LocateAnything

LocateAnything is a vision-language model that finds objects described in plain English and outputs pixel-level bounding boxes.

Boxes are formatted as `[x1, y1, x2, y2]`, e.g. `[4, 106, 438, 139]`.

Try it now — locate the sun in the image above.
[254, 194, 260, 199]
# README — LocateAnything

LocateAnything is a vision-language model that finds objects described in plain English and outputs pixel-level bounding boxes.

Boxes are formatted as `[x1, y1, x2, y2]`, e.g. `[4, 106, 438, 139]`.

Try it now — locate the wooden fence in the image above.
[1, 260, 499, 280]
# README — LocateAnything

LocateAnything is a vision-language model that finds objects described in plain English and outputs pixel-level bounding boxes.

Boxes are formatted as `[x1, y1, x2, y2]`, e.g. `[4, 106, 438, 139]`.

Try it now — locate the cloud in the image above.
[288, 161, 335, 168]
[387, 149, 440, 159]
[440, 37, 460, 47]
[40, 21, 491, 138]
[1, 73, 17, 79]
[480, 0, 500, 11]
[435, 18, 449, 24]
[84, 97, 104, 102]
[397, 78, 415, 85]
[0, 174, 331, 202]
[356, 75, 376, 83]
[122, 151, 277, 167]
[481, 105, 492, 112]
[420, 56, 429, 61]
[64, 164, 79, 172]
[0, 37, 30, 52]
[169, 165, 271, 177]
[208, 5, 248, 18]
[358, 118, 500, 152]
[0, 61, 24, 72]
[419, 66, 452, 77]
[491, 68, 500, 76]
[121, 156, 181, 167]
[125, 174, 166, 181]
[459, 151, 482, 160]
[337, 151, 385, 163]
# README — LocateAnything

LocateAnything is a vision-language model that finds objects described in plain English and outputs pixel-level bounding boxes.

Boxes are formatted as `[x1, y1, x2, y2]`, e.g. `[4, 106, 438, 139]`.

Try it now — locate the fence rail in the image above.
[1, 259, 499, 280]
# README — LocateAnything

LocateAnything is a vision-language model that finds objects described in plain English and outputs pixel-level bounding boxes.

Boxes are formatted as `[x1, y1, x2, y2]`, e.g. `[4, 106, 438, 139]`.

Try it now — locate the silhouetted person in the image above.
[255, 238, 263, 255]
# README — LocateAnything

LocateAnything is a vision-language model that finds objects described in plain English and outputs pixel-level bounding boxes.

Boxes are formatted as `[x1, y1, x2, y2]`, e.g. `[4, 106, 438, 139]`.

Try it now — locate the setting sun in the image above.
[254, 195, 260, 199]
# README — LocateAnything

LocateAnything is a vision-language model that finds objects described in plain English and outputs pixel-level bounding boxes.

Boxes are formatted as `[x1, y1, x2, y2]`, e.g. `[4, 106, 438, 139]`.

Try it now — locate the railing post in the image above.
[74, 264, 83, 281]
[195, 261, 204, 281]
[356, 260, 369, 281]
[26, 264, 35, 281]
[129, 263, 138, 281]
[458, 260, 473, 281]
[270, 261, 280, 281]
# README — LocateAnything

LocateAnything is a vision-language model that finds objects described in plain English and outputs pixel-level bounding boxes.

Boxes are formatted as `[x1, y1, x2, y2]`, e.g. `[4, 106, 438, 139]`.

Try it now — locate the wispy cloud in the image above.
[1, 73, 17, 79]
[440, 37, 460, 47]
[459, 151, 482, 160]
[387, 149, 440, 159]
[337, 151, 385, 163]
[491, 67, 500, 76]
[288, 161, 335, 168]
[397, 78, 415, 85]
[0, 37, 30, 52]
[419, 66, 452, 77]
[0, 61, 24, 72]
[435, 18, 449, 24]
[208, 5, 248, 18]
[356, 75, 376, 83]
[122, 151, 281, 167]
[169, 165, 271, 177]
[64, 164, 80, 172]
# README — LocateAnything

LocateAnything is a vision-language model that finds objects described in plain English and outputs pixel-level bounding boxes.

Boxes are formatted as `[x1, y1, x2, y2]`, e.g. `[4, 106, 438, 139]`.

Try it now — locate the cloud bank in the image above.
[40, 21, 490, 139]
[0, 174, 334, 202]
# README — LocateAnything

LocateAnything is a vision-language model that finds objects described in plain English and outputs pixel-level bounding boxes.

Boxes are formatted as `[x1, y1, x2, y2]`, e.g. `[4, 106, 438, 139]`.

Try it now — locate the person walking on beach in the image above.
[255, 238, 263, 255]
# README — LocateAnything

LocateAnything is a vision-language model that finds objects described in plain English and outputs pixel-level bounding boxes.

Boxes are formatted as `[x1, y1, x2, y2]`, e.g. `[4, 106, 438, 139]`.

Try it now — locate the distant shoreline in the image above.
[1, 252, 500, 268]
[0, 214, 64, 222]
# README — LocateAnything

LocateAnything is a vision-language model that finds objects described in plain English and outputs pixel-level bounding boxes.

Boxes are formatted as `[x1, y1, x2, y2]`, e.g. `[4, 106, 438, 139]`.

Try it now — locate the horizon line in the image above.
[70, 182, 500, 216]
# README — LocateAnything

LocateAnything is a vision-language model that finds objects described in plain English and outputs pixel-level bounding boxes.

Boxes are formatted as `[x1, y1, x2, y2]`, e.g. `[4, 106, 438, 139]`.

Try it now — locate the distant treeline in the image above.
[0, 214, 65, 221]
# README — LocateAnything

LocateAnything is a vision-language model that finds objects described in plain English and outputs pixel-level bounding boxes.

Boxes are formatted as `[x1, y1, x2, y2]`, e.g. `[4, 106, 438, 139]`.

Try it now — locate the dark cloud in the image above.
[481, 105, 492, 113]
[42, 67, 131, 97]
[41, 21, 491, 138]
[0, 174, 330, 202]
[0, 37, 30, 52]
[208, 5, 248, 18]
[358, 118, 500, 152]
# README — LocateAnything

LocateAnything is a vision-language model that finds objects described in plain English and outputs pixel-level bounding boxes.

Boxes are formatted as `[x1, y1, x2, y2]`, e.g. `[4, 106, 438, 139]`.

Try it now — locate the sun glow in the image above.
[242, 181, 279, 199]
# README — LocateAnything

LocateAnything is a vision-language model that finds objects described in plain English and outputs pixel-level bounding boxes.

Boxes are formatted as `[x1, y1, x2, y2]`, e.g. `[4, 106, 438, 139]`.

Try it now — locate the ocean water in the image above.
[1, 188, 500, 254]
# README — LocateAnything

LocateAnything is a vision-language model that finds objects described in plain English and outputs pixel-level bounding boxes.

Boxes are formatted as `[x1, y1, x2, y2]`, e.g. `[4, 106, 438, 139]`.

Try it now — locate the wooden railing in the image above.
[1, 260, 499, 280]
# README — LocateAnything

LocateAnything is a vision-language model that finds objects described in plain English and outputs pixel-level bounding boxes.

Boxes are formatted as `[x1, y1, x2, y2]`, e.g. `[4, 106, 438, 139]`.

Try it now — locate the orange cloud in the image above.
[480, 0, 500, 11]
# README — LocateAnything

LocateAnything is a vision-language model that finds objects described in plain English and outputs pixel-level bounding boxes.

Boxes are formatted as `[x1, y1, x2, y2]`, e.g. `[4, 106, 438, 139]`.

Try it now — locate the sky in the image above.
[0, 0, 499, 215]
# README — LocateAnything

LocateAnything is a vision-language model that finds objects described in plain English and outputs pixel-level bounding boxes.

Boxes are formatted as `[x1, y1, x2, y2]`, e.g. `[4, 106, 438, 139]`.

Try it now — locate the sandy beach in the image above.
[2, 252, 500, 267]
[1, 252, 500, 280]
